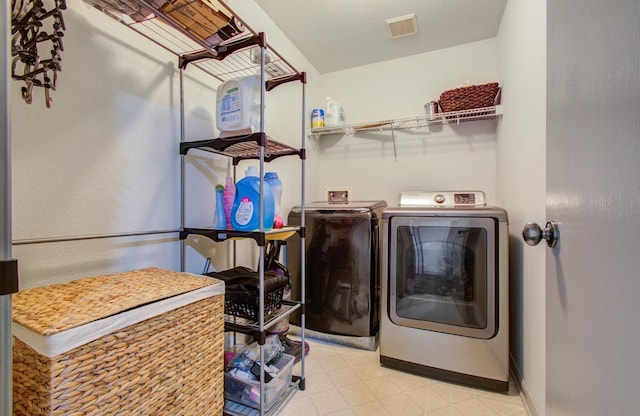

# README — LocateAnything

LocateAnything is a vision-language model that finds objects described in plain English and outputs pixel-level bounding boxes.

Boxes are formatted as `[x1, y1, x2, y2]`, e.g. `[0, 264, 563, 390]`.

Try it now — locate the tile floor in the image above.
[279, 338, 527, 416]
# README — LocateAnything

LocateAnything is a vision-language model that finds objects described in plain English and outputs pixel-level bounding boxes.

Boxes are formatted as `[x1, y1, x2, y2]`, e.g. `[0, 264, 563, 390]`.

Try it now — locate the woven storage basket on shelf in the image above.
[159, 0, 240, 47]
[12, 267, 225, 416]
[438, 82, 500, 112]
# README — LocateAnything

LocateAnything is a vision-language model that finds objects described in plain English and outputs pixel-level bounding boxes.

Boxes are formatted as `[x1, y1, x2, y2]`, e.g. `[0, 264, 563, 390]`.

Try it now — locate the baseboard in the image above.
[509, 353, 541, 416]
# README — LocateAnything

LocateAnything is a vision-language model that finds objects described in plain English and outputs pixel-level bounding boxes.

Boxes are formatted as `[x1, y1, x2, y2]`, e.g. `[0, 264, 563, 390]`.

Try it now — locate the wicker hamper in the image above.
[12, 267, 225, 416]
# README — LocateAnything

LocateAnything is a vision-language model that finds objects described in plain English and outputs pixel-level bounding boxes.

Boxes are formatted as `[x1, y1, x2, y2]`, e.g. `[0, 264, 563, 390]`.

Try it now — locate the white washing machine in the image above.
[379, 191, 509, 391]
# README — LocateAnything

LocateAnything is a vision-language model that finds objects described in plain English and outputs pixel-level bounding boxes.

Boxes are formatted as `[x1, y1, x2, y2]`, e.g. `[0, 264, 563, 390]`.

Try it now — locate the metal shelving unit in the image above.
[88, 1, 308, 415]
[180, 98, 307, 416]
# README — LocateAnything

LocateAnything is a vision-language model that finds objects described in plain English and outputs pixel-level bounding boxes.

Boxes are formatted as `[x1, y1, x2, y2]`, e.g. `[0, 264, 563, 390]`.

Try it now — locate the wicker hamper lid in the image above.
[12, 267, 224, 357]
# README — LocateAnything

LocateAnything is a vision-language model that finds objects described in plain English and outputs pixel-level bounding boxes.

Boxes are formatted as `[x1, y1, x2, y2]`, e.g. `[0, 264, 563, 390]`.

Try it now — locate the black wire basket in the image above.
[205, 266, 288, 321]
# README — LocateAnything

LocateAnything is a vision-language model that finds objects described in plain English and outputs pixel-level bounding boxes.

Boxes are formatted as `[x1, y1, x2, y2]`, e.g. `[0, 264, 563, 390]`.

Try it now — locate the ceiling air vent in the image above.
[385, 13, 418, 39]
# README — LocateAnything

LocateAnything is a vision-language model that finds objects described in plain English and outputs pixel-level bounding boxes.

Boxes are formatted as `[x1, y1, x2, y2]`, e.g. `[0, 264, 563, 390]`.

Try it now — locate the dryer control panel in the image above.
[399, 191, 486, 207]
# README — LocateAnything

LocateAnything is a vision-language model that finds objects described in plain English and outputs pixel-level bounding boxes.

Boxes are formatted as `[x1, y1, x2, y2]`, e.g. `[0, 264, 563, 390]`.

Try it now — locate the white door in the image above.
[545, 1, 640, 415]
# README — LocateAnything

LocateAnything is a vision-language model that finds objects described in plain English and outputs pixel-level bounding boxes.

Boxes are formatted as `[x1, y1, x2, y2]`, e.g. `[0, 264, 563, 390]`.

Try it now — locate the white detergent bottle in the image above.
[324, 96, 345, 127]
[231, 166, 275, 231]
[216, 75, 261, 135]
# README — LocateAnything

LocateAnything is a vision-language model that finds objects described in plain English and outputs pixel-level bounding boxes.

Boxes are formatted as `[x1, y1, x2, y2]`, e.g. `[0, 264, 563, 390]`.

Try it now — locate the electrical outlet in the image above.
[324, 187, 352, 204]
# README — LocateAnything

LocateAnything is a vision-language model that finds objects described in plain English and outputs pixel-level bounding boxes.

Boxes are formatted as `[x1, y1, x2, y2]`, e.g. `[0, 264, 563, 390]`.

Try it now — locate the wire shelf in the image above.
[310, 105, 504, 137]
[90, 0, 300, 82]
[179, 133, 303, 164]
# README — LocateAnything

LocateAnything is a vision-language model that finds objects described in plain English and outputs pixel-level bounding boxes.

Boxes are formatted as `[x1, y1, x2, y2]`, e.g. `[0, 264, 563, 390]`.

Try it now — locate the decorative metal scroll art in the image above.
[11, 0, 66, 108]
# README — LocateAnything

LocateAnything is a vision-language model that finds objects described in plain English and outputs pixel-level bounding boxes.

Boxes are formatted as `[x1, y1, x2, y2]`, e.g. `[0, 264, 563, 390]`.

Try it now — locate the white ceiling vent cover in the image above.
[385, 13, 418, 39]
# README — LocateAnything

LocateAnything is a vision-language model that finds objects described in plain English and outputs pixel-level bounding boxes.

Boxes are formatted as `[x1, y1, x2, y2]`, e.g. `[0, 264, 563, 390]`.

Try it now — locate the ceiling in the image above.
[254, 0, 508, 74]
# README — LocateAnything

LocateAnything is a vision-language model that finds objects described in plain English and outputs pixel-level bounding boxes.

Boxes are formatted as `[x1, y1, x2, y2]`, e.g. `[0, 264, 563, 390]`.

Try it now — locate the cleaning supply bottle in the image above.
[223, 176, 235, 230]
[216, 75, 261, 135]
[231, 166, 275, 231]
[213, 185, 226, 229]
[264, 172, 283, 228]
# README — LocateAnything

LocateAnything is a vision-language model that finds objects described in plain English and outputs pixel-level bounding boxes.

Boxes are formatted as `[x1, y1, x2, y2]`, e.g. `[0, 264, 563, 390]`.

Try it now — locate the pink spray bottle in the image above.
[223, 176, 235, 230]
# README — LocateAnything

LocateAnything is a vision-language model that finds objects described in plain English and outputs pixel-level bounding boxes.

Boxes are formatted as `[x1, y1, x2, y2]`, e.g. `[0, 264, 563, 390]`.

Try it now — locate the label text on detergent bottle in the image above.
[235, 196, 253, 226]
[221, 86, 240, 123]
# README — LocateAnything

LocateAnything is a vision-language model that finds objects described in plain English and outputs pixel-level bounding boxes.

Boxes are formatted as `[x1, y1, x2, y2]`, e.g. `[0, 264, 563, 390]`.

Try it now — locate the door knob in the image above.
[522, 221, 559, 248]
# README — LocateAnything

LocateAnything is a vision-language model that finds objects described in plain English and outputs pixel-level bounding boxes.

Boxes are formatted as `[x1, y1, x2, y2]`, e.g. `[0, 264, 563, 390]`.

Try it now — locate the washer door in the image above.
[388, 216, 498, 339]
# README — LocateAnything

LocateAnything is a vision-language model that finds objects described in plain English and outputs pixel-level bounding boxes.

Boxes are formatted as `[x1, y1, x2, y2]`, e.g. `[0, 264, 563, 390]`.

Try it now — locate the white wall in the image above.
[10, 0, 320, 285]
[12, 3, 203, 286]
[496, 1, 546, 415]
[315, 39, 499, 205]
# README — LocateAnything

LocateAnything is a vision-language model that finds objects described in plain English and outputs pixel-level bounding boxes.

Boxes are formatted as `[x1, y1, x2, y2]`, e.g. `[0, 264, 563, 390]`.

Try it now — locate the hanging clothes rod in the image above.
[12, 228, 181, 245]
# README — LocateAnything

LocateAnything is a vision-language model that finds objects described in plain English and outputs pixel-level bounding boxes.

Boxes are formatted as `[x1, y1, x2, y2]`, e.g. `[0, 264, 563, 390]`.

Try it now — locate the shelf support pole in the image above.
[1, 0, 16, 413]
[179, 67, 186, 272]
[299, 76, 307, 390]
[258, 38, 267, 416]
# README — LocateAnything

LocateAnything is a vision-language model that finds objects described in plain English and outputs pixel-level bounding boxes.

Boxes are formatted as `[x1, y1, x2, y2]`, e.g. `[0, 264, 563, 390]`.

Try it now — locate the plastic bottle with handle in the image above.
[264, 172, 283, 229]
[231, 166, 275, 231]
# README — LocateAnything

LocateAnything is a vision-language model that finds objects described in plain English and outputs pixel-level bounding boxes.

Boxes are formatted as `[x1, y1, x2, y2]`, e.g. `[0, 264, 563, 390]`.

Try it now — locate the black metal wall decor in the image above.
[11, 0, 66, 108]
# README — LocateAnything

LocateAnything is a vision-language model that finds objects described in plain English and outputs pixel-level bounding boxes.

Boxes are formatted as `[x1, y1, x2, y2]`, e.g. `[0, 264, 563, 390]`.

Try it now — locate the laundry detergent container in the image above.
[216, 74, 261, 134]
